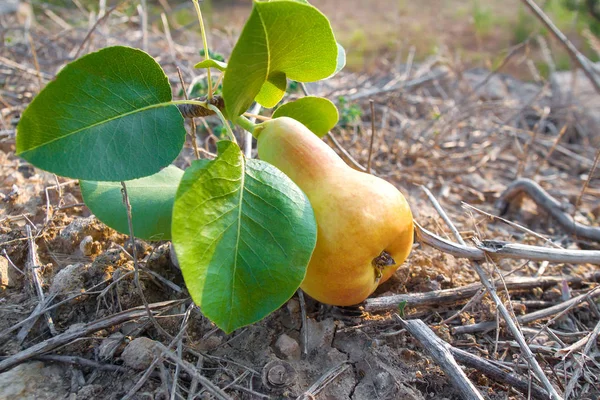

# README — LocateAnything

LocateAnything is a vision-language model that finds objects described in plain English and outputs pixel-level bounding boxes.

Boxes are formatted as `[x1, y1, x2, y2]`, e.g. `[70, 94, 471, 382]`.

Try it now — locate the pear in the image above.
[254, 117, 413, 306]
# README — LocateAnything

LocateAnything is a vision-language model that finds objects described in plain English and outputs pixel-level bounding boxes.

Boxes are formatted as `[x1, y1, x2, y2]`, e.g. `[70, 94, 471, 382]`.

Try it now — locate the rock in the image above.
[58, 217, 106, 253]
[121, 337, 158, 370]
[274, 334, 301, 360]
[302, 318, 336, 354]
[286, 298, 300, 314]
[50, 263, 84, 295]
[551, 67, 600, 146]
[79, 235, 98, 257]
[98, 332, 125, 360]
[0, 254, 19, 288]
[76, 384, 103, 400]
[0, 362, 68, 400]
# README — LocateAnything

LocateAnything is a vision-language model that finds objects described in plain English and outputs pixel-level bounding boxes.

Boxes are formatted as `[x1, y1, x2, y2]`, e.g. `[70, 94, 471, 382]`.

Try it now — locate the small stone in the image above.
[50, 264, 85, 295]
[76, 384, 103, 400]
[0, 255, 17, 288]
[274, 334, 300, 360]
[0, 362, 68, 400]
[286, 298, 300, 314]
[121, 337, 158, 370]
[200, 335, 223, 351]
[79, 236, 94, 256]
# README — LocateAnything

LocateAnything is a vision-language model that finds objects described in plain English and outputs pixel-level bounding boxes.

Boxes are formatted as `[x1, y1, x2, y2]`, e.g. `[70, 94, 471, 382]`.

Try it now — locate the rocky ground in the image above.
[1, 3, 600, 400]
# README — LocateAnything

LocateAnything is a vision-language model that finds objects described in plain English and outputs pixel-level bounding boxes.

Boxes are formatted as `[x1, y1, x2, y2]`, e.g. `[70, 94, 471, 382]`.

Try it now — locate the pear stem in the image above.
[367, 99, 376, 174]
[235, 115, 258, 136]
[206, 104, 236, 144]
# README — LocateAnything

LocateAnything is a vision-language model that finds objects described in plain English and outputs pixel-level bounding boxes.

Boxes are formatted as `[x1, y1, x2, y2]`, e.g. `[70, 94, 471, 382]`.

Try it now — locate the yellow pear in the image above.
[254, 117, 413, 306]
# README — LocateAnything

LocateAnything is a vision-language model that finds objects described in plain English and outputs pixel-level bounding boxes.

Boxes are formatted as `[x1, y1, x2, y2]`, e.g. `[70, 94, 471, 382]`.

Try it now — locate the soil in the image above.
[1, 3, 600, 400]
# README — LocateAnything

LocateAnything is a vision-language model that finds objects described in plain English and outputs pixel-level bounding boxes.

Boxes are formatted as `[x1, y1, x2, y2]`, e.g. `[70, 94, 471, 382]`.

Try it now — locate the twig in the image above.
[367, 99, 376, 174]
[520, 0, 600, 93]
[346, 70, 447, 101]
[497, 178, 600, 242]
[299, 82, 367, 172]
[462, 202, 563, 249]
[161, 12, 177, 64]
[73, 4, 119, 59]
[397, 317, 484, 400]
[422, 189, 562, 399]
[415, 222, 600, 264]
[26, 33, 42, 91]
[139, 0, 148, 52]
[450, 346, 549, 400]
[34, 354, 127, 372]
[176, 67, 200, 160]
[0, 300, 183, 372]
[454, 287, 600, 335]
[155, 342, 232, 400]
[564, 318, 600, 399]
[364, 274, 598, 312]
[574, 148, 600, 218]
[297, 289, 308, 357]
[326, 132, 367, 172]
[422, 186, 466, 245]
[120, 182, 173, 340]
[187, 355, 204, 400]
[24, 225, 57, 337]
[297, 362, 352, 400]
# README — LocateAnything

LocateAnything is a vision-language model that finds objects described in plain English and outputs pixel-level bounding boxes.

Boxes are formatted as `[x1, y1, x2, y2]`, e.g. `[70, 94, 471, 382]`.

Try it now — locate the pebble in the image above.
[121, 337, 158, 370]
[274, 333, 301, 360]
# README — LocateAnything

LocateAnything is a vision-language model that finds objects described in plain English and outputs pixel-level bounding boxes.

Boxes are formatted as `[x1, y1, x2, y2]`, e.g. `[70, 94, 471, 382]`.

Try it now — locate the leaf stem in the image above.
[192, 0, 213, 100]
[207, 103, 237, 144]
[234, 115, 258, 136]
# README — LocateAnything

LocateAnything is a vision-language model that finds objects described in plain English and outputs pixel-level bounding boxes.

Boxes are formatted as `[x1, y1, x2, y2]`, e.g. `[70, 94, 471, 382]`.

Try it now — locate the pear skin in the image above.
[255, 117, 413, 306]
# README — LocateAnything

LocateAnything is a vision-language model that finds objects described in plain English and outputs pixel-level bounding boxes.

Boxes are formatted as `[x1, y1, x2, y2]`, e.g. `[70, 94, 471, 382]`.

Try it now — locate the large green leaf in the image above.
[222, 0, 338, 117]
[80, 165, 184, 241]
[172, 141, 316, 333]
[16, 46, 185, 181]
[272, 96, 339, 137]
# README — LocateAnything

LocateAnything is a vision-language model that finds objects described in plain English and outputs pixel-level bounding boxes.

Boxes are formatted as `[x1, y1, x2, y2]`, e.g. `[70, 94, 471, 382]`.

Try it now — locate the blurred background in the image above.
[5, 0, 600, 79]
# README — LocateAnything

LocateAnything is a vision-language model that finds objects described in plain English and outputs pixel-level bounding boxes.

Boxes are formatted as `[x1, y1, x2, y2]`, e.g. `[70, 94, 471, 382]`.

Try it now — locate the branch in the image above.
[398, 317, 484, 400]
[497, 178, 600, 242]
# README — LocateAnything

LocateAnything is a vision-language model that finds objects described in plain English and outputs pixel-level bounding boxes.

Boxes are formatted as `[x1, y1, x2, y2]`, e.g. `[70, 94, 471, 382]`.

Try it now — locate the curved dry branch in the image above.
[497, 178, 600, 242]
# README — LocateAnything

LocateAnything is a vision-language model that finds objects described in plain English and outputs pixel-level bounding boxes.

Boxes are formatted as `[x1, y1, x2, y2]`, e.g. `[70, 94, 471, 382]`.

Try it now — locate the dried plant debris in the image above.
[1, 3, 600, 400]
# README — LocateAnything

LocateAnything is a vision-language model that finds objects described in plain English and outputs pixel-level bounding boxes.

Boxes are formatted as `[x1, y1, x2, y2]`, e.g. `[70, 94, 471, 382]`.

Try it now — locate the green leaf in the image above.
[398, 300, 407, 317]
[255, 71, 287, 109]
[222, 1, 338, 118]
[332, 43, 346, 77]
[16, 46, 185, 181]
[194, 59, 228, 71]
[80, 165, 184, 241]
[172, 141, 317, 333]
[272, 96, 339, 137]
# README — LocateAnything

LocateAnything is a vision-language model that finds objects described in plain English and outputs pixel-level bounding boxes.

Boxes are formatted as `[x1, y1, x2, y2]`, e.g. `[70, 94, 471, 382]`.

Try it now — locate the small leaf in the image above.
[172, 141, 317, 333]
[194, 59, 228, 71]
[223, 1, 337, 118]
[272, 96, 339, 137]
[80, 165, 184, 241]
[16, 46, 185, 181]
[398, 300, 407, 317]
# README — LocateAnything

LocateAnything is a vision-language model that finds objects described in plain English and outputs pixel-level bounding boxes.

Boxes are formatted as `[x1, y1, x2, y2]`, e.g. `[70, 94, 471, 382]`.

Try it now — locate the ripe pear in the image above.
[254, 117, 414, 306]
